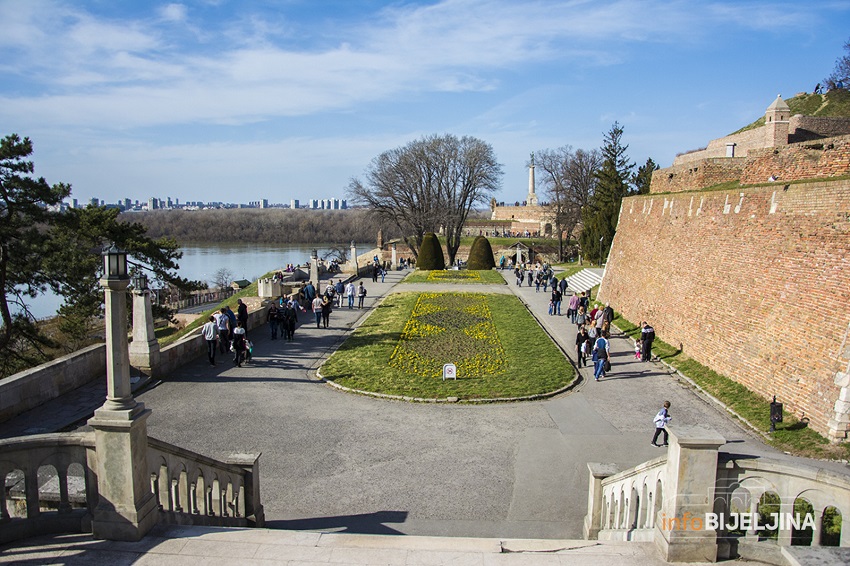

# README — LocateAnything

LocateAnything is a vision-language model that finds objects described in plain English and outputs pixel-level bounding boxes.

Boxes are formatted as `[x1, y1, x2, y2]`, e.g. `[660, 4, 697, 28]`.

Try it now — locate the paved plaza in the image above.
[3, 266, 849, 564]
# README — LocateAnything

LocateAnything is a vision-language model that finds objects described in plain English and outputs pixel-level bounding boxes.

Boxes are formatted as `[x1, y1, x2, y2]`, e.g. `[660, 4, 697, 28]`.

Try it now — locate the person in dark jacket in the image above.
[641, 322, 656, 362]
[575, 327, 591, 367]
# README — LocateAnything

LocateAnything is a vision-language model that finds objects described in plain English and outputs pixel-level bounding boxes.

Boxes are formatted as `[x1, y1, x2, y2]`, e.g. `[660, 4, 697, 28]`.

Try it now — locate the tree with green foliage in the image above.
[417, 232, 445, 270]
[466, 236, 495, 270]
[579, 122, 634, 264]
[0, 133, 202, 375]
[0, 134, 71, 372]
[633, 157, 658, 195]
[349, 134, 501, 265]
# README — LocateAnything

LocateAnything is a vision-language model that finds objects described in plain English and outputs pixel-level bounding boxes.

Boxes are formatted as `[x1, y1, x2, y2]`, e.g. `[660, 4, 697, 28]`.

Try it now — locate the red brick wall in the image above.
[598, 180, 850, 437]
[741, 135, 850, 185]
[650, 158, 746, 194]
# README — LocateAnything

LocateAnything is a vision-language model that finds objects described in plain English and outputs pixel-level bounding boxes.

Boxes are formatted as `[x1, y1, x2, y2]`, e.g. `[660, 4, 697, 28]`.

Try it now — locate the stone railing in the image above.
[1, 433, 262, 545]
[584, 454, 668, 542]
[0, 433, 97, 545]
[147, 437, 263, 528]
[714, 453, 850, 562]
[585, 426, 850, 562]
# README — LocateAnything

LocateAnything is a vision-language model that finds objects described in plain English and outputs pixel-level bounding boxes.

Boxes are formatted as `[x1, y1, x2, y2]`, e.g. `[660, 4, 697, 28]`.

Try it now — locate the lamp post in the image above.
[599, 236, 604, 267]
[88, 244, 158, 541]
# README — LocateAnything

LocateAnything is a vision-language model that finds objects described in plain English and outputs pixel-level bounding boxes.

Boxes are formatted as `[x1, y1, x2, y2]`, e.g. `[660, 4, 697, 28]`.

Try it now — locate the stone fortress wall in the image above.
[600, 95, 850, 440]
[599, 179, 850, 439]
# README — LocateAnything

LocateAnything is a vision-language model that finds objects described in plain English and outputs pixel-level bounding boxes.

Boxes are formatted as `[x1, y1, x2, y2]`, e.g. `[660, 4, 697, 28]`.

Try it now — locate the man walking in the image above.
[216, 308, 230, 354]
[346, 280, 356, 309]
[202, 315, 218, 366]
[641, 322, 656, 362]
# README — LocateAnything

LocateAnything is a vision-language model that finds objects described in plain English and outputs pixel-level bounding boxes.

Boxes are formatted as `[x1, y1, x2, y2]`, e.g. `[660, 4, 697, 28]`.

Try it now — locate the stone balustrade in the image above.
[147, 437, 263, 528]
[1, 433, 263, 545]
[0, 433, 97, 545]
[585, 426, 850, 562]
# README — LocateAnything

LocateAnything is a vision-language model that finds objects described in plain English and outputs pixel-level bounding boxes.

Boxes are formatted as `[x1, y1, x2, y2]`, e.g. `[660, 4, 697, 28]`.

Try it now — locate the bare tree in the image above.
[348, 134, 502, 264]
[536, 147, 601, 261]
[212, 267, 234, 290]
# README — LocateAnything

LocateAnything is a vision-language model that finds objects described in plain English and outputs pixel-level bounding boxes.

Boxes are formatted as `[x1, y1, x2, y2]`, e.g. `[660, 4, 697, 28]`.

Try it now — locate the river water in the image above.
[22, 243, 368, 320]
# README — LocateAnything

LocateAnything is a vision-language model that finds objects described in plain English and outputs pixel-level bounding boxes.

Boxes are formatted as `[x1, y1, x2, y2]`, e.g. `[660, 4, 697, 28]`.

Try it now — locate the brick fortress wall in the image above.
[652, 135, 850, 193]
[598, 180, 850, 437]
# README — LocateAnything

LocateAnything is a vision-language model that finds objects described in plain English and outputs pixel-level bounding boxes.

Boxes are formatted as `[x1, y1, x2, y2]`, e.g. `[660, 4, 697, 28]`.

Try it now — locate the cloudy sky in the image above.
[2, 0, 848, 206]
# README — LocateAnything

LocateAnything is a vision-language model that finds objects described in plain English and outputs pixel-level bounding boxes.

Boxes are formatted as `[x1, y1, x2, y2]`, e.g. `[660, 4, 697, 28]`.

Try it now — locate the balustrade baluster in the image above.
[220, 487, 228, 517]
[0, 489, 10, 522]
[24, 468, 40, 520]
[190, 482, 199, 514]
[151, 473, 163, 510]
[171, 477, 182, 513]
[57, 467, 71, 514]
[206, 486, 214, 516]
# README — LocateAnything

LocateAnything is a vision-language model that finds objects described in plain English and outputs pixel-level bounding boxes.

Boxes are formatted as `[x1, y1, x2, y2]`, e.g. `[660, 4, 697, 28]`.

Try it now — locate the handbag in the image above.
[604, 359, 611, 372]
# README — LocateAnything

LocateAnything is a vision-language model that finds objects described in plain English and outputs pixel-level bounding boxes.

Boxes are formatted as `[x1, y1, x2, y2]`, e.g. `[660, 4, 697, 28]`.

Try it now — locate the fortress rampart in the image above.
[598, 179, 850, 439]
[652, 134, 850, 193]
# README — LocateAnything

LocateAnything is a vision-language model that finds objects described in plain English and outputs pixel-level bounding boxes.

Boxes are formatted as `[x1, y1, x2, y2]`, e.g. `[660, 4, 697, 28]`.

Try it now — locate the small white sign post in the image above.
[442, 363, 457, 381]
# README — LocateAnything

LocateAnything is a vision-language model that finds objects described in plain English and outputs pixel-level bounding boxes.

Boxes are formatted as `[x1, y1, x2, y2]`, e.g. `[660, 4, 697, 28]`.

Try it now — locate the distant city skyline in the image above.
[66, 195, 348, 212]
[2, 1, 849, 206]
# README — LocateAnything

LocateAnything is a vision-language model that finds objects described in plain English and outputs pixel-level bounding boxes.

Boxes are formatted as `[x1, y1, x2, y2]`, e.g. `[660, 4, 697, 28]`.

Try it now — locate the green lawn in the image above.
[321, 291, 575, 400]
[401, 269, 507, 284]
[612, 313, 850, 461]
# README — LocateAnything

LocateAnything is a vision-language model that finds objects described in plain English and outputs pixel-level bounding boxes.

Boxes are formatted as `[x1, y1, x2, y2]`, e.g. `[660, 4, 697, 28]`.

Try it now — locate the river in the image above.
[21, 242, 369, 320]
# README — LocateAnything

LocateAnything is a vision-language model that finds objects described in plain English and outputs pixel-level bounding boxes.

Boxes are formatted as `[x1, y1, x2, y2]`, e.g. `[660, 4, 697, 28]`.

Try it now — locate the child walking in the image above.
[634, 339, 643, 360]
[652, 401, 672, 447]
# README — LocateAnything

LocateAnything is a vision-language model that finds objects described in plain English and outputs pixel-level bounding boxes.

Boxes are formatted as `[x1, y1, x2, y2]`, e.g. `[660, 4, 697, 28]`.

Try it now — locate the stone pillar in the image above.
[128, 288, 159, 380]
[310, 250, 321, 295]
[584, 462, 620, 540]
[88, 276, 158, 541]
[654, 425, 725, 563]
[226, 453, 265, 527]
[391, 242, 397, 269]
[827, 368, 850, 443]
[349, 241, 358, 274]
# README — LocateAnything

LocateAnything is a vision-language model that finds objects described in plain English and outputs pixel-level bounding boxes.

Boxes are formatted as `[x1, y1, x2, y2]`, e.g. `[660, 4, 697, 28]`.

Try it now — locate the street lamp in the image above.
[103, 244, 128, 280]
[131, 272, 148, 291]
[599, 236, 604, 266]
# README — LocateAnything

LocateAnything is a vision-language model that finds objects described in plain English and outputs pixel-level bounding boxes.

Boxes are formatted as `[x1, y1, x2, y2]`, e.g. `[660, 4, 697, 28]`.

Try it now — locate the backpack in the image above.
[594, 337, 608, 359]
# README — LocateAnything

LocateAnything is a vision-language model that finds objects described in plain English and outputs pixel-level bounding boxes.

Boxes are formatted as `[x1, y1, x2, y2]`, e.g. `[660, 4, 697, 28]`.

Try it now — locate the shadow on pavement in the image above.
[265, 510, 409, 535]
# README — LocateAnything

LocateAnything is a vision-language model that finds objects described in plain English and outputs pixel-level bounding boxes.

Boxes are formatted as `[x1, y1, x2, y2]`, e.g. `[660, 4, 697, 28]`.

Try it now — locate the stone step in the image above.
[72, 524, 677, 565]
[564, 269, 603, 293]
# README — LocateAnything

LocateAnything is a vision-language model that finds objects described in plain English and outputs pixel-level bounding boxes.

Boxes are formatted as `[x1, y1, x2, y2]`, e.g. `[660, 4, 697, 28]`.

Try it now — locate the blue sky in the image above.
[1, 0, 848, 206]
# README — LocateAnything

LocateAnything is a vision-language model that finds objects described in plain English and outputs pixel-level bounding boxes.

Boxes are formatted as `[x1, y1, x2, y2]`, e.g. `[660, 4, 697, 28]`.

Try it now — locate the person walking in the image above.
[334, 279, 345, 307]
[321, 294, 332, 328]
[236, 298, 248, 332]
[641, 322, 656, 362]
[312, 294, 323, 328]
[267, 303, 279, 340]
[202, 315, 218, 366]
[651, 401, 672, 447]
[357, 282, 367, 308]
[346, 280, 355, 309]
[550, 287, 562, 316]
[575, 326, 590, 368]
[592, 331, 610, 381]
[232, 321, 247, 367]
[216, 308, 230, 355]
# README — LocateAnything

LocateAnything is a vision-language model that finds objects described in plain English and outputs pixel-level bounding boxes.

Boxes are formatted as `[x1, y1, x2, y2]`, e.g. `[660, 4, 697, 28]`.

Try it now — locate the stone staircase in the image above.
[0, 524, 692, 565]
[564, 268, 604, 295]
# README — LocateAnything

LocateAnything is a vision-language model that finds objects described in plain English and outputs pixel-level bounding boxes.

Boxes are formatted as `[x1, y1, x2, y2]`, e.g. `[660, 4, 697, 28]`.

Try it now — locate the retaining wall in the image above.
[598, 179, 850, 437]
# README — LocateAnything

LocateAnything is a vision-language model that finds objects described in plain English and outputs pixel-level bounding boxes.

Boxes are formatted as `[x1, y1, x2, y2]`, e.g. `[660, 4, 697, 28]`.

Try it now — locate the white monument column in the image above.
[349, 240, 358, 274]
[527, 152, 538, 206]
[391, 242, 397, 269]
[310, 249, 321, 295]
[88, 245, 158, 541]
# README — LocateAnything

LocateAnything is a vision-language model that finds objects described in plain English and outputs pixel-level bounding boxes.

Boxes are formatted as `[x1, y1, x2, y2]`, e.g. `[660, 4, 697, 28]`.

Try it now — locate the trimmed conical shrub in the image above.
[466, 236, 496, 270]
[417, 232, 446, 270]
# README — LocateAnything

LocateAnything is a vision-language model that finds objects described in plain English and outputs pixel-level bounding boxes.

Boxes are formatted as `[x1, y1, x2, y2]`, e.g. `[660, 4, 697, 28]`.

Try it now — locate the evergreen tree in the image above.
[466, 236, 495, 270]
[579, 122, 634, 264]
[417, 232, 445, 270]
[633, 157, 658, 195]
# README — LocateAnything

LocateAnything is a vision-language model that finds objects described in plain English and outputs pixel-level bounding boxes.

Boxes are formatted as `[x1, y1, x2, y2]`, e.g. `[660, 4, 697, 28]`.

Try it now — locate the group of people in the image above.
[201, 298, 253, 367]
[310, 278, 368, 329]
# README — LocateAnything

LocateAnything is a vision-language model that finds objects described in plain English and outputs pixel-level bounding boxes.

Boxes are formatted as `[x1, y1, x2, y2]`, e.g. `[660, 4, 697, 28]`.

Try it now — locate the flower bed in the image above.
[320, 292, 575, 400]
[389, 293, 506, 379]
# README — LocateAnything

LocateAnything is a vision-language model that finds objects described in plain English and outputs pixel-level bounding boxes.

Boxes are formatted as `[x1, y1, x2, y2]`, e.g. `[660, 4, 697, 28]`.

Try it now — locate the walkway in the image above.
[2, 266, 848, 561]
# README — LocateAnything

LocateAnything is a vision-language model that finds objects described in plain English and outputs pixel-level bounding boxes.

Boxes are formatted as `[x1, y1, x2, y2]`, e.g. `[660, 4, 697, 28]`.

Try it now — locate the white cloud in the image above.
[159, 3, 188, 23]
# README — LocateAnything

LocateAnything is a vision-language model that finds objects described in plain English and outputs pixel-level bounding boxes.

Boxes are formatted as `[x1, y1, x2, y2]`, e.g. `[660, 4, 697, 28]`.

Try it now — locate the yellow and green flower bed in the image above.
[320, 291, 574, 400]
[401, 269, 506, 284]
